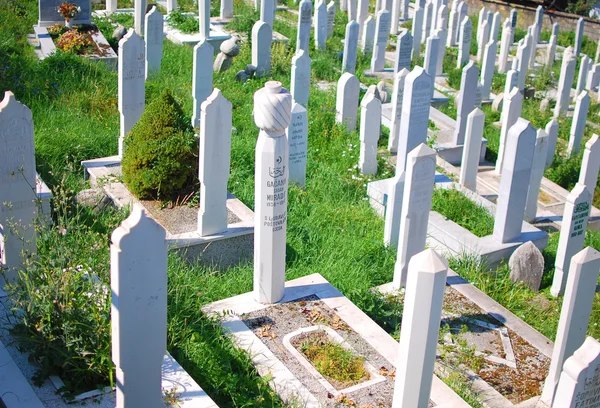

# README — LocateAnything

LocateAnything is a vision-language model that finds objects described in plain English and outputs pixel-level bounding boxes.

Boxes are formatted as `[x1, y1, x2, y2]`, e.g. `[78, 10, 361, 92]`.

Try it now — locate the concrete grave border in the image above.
[203, 273, 471, 408]
[367, 175, 548, 267]
[81, 156, 254, 268]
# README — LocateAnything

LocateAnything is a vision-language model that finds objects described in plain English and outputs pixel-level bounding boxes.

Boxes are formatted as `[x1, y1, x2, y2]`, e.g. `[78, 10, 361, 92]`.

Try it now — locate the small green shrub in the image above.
[167, 10, 199, 34]
[122, 90, 198, 200]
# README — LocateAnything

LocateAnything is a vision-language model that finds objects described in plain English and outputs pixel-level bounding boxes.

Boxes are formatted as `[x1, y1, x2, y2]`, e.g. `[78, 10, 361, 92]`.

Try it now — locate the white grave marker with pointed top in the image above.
[496, 87, 523, 174]
[359, 93, 381, 175]
[291, 49, 311, 106]
[524, 129, 548, 221]
[297, 0, 312, 53]
[389, 68, 410, 153]
[460, 108, 485, 191]
[343, 21, 360, 74]
[145, 6, 164, 79]
[191, 39, 214, 129]
[336, 73, 360, 132]
[253, 21, 272, 77]
[567, 91, 591, 156]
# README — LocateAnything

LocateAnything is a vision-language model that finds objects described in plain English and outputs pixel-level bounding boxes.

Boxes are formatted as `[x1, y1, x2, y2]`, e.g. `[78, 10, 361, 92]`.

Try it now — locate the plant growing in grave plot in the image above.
[122, 89, 198, 200]
[167, 10, 199, 34]
[4, 174, 127, 396]
[56, 29, 94, 54]
[296, 330, 370, 388]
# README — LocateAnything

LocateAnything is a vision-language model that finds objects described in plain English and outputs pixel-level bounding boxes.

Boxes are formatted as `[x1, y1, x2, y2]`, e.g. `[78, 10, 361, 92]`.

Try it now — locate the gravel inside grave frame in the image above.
[242, 295, 417, 407]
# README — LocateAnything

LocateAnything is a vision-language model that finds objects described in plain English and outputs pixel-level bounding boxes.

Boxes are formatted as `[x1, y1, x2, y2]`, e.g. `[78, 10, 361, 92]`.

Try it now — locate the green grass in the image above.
[3, 0, 600, 404]
[431, 187, 495, 237]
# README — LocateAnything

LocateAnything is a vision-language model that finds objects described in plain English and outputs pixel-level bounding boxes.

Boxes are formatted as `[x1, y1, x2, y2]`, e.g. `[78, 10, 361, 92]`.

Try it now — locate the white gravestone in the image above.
[348, 0, 357, 21]
[395, 30, 413, 74]
[296, 0, 312, 53]
[457, 16, 472, 68]
[516, 34, 531, 91]
[199, 0, 210, 41]
[221, 0, 233, 19]
[111, 205, 167, 408]
[253, 82, 292, 304]
[477, 19, 489, 63]
[492, 118, 536, 244]
[393, 249, 448, 407]
[291, 49, 311, 107]
[359, 93, 382, 175]
[455, 1, 467, 44]
[198, 89, 232, 237]
[118, 29, 145, 158]
[476, 7, 486, 45]
[384, 167, 406, 248]
[586, 64, 600, 91]
[357, 0, 369, 39]
[490, 11, 501, 43]
[340, 0, 347, 11]
[480, 39, 497, 101]
[576, 55, 591, 95]
[447, 0, 458, 46]
[510, 8, 517, 28]
[0, 92, 37, 287]
[555, 47, 577, 117]
[460, 108, 485, 191]
[315, 0, 328, 50]
[342, 21, 360, 74]
[422, 1, 433, 44]
[327, 1, 336, 38]
[389, 68, 410, 153]
[286, 103, 308, 188]
[361, 16, 376, 54]
[533, 5, 543, 44]
[371, 9, 391, 72]
[495, 87, 523, 175]
[107, 0, 117, 13]
[436, 4, 448, 31]
[252, 21, 272, 77]
[134, 0, 147, 36]
[336, 72, 360, 132]
[411, 6, 424, 58]
[498, 19, 513, 73]
[545, 119, 559, 167]
[546, 29, 558, 68]
[575, 18, 584, 56]
[568, 91, 591, 156]
[435, 27, 447, 76]
[393, 145, 437, 289]
[191, 40, 214, 129]
[401, 0, 410, 20]
[144, 7, 164, 79]
[453, 61, 479, 145]
[504, 69, 518, 96]
[597, 41, 600, 63]
[396, 67, 432, 172]
[541, 247, 600, 405]
[390, 0, 402, 34]
[554, 337, 600, 408]
[260, 0, 274, 27]
[524, 129, 548, 222]
[551, 183, 592, 297]
[579, 135, 600, 193]
[424, 33, 440, 82]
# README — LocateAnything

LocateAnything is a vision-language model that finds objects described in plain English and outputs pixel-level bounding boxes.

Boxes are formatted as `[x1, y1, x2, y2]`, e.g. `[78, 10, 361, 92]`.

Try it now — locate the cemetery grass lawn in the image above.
[1, 0, 599, 404]
[431, 187, 494, 237]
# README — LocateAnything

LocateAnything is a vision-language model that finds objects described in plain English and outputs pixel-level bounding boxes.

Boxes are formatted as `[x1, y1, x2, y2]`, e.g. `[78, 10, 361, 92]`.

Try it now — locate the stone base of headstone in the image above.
[203, 273, 470, 408]
[32, 25, 117, 68]
[81, 156, 254, 269]
[367, 179, 548, 269]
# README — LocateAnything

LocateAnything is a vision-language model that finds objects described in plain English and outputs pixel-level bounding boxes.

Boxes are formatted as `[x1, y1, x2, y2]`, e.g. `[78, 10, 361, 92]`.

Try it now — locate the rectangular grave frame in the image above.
[366, 175, 548, 268]
[203, 273, 471, 408]
[81, 156, 254, 268]
[32, 24, 118, 68]
[376, 267, 555, 408]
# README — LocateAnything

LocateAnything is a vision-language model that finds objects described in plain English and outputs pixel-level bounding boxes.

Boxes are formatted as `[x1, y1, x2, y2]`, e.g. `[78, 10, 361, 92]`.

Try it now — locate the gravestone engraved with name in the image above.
[38, 0, 91, 27]
[253, 82, 292, 304]
[286, 103, 308, 188]
[454, 61, 479, 145]
[554, 337, 600, 408]
[342, 21, 360, 74]
[395, 30, 413, 74]
[291, 49, 311, 107]
[252, 21, 272, 77]
[297, 0, 312, 53]
[371, 9, 391, 72]
[389, 68, 410, 153]
[336, 72, 360, 132]
[457, 16, 471, 68]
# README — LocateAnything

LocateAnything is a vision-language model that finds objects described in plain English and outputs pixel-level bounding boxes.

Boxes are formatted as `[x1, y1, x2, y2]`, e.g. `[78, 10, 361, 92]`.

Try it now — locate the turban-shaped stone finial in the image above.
[253, 81, 292, 137]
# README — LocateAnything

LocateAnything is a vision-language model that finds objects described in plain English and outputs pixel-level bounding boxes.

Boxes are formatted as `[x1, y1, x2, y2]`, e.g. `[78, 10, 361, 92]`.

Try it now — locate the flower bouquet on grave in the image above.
[57, 2, 80, 28]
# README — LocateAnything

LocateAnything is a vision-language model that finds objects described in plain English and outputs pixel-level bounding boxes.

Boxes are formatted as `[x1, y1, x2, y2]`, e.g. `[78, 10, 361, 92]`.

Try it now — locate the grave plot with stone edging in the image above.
[367, 174, 548, 267]
[80, 162, 254, 267]
[203, 273, 470, 408]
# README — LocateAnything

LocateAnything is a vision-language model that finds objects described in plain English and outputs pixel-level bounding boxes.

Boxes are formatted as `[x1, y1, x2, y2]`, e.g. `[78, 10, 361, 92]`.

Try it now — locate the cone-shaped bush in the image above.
[122, 90, 198, 200]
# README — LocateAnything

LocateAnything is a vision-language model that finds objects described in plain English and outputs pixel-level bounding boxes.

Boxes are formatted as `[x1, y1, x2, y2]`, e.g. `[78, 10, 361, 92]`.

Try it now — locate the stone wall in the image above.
[464, 0, 600, 42]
